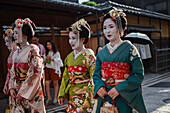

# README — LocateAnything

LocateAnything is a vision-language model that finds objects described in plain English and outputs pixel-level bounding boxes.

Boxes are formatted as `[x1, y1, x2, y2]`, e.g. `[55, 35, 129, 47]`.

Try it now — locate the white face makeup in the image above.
[103, 18, 120, 42]
[4, 36, 10, 50]
[69, 31, 80, 50]
[13, 27, 19, 43]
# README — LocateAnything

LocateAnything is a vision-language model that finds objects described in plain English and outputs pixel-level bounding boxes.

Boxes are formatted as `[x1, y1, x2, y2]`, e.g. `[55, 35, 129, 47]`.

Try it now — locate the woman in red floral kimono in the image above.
[9, 18, 46, 113]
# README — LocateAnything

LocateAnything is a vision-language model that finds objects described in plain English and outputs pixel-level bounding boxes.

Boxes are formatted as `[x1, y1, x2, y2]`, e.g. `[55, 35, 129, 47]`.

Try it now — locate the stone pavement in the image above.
[0, 72, 170, 113]
[142, 72, 170, 113]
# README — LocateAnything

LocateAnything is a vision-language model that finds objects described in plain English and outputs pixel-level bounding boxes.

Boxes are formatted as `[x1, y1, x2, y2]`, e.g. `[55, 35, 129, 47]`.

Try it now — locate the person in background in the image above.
[32, 32, 45, 58]
[45, 39, 63, 105]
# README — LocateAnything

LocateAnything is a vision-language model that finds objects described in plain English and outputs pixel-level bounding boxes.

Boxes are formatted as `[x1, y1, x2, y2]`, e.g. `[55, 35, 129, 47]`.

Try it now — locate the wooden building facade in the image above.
[0, 0, 170, 97]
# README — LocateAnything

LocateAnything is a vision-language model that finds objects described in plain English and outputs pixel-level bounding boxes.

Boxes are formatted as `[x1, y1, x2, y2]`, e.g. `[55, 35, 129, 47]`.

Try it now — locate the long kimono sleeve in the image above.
[5, 73, 10, 85]
[9, 51, 18, 90]
[93, 54, 106, 98]
[115, 45, 144, 106]
[58, 57, 70, 100]
[85, 52, 96, 102]
[18, 46, 43, 100]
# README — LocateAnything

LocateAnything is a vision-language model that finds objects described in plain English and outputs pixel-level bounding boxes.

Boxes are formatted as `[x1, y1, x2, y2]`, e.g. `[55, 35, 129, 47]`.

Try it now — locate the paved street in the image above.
[142, 73, 170, 113]
[1, 72, 170, 113]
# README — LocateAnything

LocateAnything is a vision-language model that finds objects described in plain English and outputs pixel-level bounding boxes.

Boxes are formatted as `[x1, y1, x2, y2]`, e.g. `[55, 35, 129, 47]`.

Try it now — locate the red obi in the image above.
[68, 66, 88, 72]
[8, 63, 12, 69]
[14, 63, 29, 69]
[101, 62, 131, 85]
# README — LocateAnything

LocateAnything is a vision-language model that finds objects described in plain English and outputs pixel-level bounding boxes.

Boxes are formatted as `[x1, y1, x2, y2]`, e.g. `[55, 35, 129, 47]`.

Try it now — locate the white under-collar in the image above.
[73, 46, 86, 59]
[107, 41, 123, 54]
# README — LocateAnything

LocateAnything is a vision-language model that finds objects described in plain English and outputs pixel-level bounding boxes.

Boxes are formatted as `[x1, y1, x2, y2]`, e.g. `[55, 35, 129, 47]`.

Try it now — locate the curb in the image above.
[142, 72, 170, 86]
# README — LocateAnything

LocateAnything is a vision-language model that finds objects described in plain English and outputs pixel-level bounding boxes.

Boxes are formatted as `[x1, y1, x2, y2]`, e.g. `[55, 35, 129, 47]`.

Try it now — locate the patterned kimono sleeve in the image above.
[17, 45, 43, 100]
[93, 54, 106, 98]
[58, 57, 70, 100]
[115, 45, 144, 104]
[9, 51, 18, 90]
[5, 72, 10, 85]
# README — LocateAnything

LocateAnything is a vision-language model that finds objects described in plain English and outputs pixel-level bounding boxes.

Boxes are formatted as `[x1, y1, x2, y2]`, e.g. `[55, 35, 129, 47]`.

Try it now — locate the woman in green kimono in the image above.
[58, 19, 96, 113]
[93, 8, 147, 113]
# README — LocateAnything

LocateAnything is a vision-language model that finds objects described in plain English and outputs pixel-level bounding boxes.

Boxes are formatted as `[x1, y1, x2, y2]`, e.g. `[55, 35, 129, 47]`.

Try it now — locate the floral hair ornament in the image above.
[67, 19, 91, 49]
[15, 18, 23, 29]
[14, 18, 24, 43]
[4, 29, 13, 39]
[101, 7, 126, 37]
[23, 18, 35, 36]
[69, 18, 91, 38]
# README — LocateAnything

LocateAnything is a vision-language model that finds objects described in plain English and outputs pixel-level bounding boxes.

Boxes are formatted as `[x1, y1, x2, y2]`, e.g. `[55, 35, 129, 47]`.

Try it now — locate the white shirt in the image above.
[45, 51, 63, 76]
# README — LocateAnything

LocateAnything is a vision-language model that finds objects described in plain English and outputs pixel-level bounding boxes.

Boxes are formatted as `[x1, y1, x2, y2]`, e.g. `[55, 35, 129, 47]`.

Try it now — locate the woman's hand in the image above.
[97, 87, 107, 99]
[58, 98, 64, 105]
[10, 89, 16, 99]
[3, 84, 8, 95]
[46, 55, 51, 60]
[108, 87, 119, 100]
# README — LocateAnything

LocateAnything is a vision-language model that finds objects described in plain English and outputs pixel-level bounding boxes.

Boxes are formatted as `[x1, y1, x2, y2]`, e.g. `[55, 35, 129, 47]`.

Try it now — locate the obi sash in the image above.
[14, 63, 29, 83]
[101, 62, 131, 85]
[68, 66, 89, 85]
[8, 63, 12, 69]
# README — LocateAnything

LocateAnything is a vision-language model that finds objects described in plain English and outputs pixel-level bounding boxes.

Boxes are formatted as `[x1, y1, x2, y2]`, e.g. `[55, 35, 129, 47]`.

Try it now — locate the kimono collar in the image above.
[107, 41, 123, 54]
[73, 46, 86, 59]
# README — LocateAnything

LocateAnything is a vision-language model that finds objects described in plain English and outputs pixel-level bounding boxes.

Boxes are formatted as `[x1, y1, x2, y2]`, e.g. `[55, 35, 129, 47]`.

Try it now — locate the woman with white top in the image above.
[45, 39, 63, 105]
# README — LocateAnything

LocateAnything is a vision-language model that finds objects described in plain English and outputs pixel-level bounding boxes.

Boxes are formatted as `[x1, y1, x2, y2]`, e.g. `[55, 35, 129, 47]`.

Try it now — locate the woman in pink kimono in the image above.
[9, 18, 46, 113]
[3, 29, 18, 95]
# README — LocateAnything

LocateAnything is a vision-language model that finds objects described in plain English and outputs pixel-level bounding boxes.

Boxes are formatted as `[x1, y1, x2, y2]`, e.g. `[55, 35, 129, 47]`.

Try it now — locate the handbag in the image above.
[6, 104, 13, 113]
[6, 96, 13, 113]
[100, 99, 118, 113]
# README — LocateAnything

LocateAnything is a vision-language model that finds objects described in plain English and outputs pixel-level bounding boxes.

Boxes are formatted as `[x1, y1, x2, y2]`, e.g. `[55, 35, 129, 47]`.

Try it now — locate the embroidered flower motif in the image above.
[79, 100, 83, 104]
[74, 98, 79, 106]
[132, 47, 138, 56]
[87, 108, 92, 112]
[85, 92, 89, 97]
[124, 74, 130, 79]
[114, 75, 118, 79]
[76, 108, 80, 112]
[92, 99, 95, 104]
[130, 56, 133, 61]
[79, 67, 82, 70]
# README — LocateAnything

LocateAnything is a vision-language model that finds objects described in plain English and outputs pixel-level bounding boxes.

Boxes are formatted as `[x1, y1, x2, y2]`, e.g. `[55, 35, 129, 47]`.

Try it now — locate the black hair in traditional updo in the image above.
[101, 13, 127, 31]
[22, 23, 34, 41]
[79, 26, 90, 44]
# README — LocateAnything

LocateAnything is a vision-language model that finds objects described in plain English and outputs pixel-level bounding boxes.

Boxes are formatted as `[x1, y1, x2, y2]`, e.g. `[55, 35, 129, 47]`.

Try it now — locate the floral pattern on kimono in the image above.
[93, 41, 147, 113]
[58, 49, 96, 113]
[9, 44, 46, 113]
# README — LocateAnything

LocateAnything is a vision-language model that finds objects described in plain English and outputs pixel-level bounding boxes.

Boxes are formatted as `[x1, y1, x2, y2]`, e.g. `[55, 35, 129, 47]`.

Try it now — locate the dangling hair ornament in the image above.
[23, 18, 34, 24]
[101, 7, 126, 36]
[5, 29, 13, 38]
[69, 18, 91, 38]
[15, 18, 23, 29]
